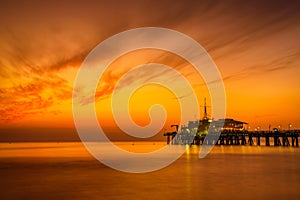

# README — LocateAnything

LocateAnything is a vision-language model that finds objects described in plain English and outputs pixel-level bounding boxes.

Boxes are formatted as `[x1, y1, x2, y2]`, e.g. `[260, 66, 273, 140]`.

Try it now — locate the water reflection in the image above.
[0, 142, 299, 199]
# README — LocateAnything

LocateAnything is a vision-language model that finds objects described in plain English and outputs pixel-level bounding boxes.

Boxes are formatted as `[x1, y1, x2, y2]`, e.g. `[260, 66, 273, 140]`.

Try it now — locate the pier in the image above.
[164, 98, 299, 147]
[164, 130, 300, 147]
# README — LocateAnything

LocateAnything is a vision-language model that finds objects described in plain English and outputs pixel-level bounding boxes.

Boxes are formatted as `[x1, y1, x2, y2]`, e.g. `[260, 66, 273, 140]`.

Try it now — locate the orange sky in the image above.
[0, 0, 300, 139]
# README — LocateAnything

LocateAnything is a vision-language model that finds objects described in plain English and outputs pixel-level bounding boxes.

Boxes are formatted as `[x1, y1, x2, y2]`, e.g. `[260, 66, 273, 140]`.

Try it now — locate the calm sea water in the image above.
[0, 142, 299, 200]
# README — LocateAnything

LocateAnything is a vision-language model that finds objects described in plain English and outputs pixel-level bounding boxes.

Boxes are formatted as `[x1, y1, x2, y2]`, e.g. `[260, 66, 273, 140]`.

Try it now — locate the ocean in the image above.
[0, 142, 299, 200]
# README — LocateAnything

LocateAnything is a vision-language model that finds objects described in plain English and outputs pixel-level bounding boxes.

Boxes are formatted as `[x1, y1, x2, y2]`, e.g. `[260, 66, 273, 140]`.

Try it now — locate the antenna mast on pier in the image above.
[203, 97, 208, 120]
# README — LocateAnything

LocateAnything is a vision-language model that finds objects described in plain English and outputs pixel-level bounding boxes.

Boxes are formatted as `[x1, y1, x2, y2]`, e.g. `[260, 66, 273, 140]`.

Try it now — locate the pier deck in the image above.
[164, 130, 300, 147]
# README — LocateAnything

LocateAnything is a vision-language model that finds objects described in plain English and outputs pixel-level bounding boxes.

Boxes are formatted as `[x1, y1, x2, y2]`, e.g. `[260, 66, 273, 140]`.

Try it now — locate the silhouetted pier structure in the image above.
[164, 130, 300, 147]
[164, 98, 299, 147]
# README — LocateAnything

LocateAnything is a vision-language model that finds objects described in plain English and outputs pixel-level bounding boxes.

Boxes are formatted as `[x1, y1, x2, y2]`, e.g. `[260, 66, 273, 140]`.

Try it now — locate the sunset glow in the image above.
[0, 0, 299, 140]
[1, 1, 300, 199]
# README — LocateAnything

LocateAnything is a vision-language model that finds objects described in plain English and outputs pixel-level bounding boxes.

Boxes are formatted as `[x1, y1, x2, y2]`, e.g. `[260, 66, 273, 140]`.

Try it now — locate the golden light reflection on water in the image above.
[112, 141, 167, 153]
[0, 142, 299, 199]
[0, 142, 91, 158]
[0, 142, 298, 158]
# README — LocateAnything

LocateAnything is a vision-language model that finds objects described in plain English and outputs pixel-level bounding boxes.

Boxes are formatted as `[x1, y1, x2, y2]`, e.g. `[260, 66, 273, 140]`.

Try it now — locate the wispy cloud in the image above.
[0, 76, 72, 123]
[0, 0, 299, 125]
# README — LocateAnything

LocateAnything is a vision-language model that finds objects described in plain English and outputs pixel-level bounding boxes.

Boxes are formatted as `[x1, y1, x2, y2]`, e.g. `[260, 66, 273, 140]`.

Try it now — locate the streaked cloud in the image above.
[0, 0, 299, 127]
[0, 76, 71, 123]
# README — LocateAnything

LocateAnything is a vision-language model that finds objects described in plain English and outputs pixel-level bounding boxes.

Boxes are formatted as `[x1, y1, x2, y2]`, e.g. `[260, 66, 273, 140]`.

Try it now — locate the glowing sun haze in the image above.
[1, 0, 300, 137]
